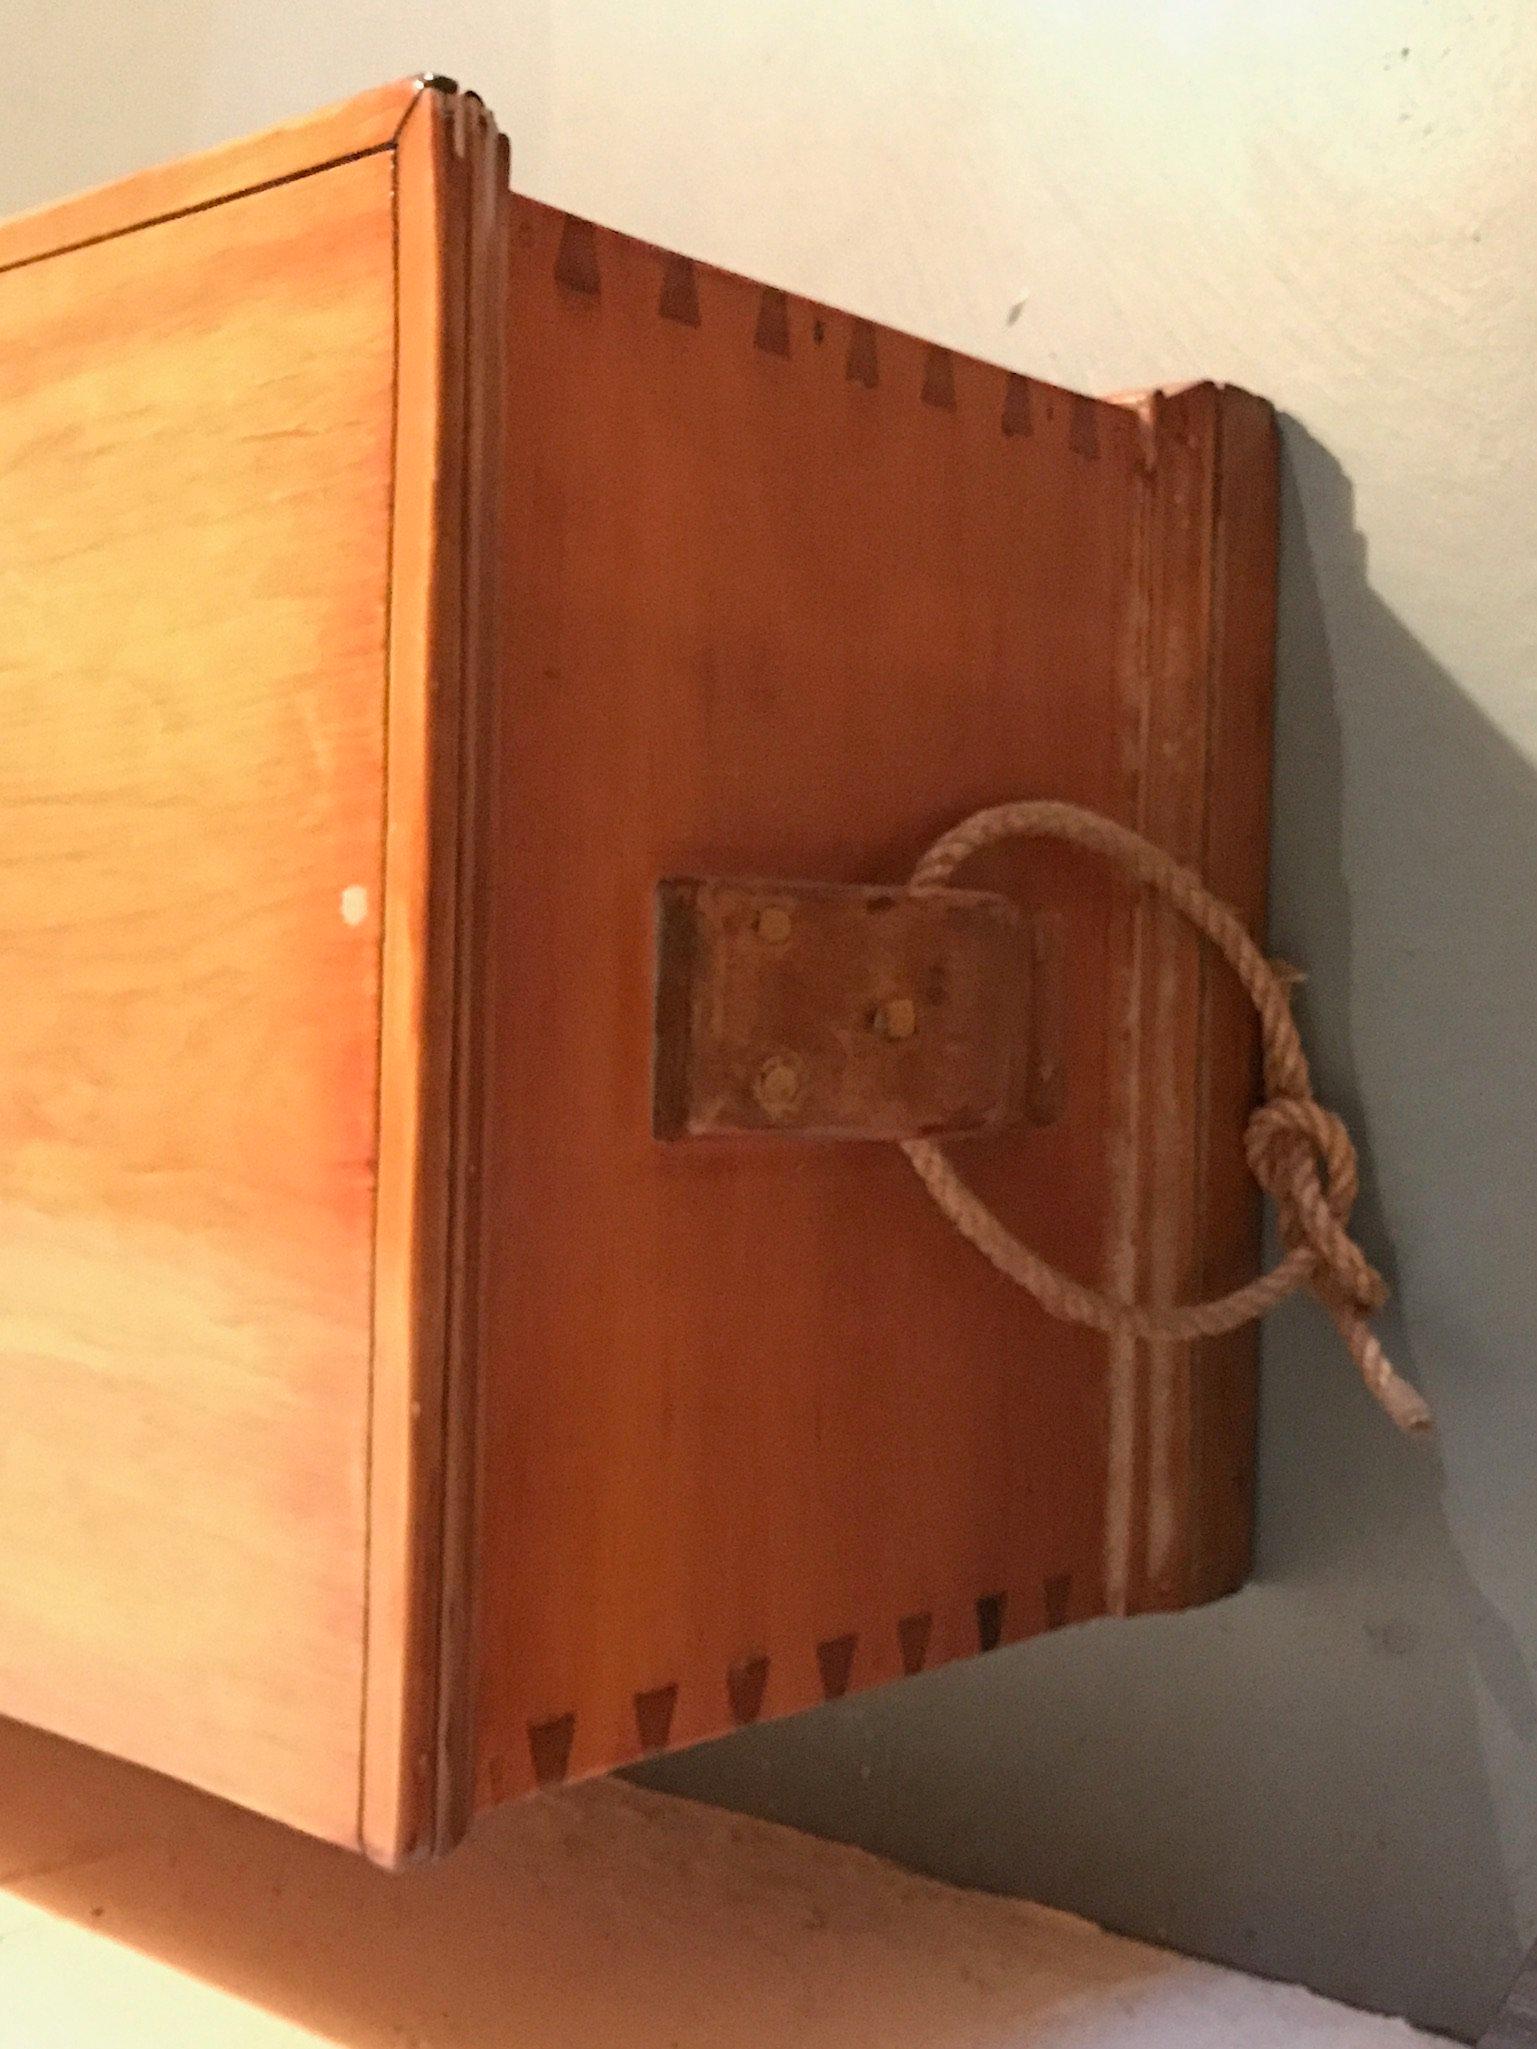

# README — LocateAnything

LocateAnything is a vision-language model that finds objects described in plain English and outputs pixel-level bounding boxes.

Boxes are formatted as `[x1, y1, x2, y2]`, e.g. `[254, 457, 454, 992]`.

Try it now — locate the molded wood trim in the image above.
[1106, 383, 1276, 1617]
[363, 80, 505, 1867]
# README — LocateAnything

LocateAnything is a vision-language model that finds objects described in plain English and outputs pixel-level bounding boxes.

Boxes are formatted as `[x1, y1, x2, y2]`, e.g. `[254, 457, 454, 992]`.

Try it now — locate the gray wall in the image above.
[5, 4, 1534, 2036]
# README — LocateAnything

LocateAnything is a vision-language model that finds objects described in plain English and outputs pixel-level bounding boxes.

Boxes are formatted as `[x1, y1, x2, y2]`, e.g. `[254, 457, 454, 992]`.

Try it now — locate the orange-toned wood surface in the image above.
[0, 80, 496, 1859]
[0, 80, 1274, 1858]
[470, 207, 1276, 1804]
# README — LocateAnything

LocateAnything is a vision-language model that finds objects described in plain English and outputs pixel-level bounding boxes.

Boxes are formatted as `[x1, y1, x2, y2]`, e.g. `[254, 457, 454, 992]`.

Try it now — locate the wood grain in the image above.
[0, 80, 499, 1858]
[0, 150, 395, 1844]
[469, 204, 1277, 1806]
[1106, 383, 1277, 1614]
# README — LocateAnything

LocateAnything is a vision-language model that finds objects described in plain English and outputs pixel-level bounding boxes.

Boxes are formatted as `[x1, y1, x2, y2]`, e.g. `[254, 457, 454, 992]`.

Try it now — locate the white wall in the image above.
[6, 3, 1535, 2035]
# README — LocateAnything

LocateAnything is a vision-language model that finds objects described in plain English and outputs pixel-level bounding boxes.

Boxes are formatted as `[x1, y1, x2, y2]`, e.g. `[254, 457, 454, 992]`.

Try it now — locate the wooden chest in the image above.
[0, 78, 1275, 1860]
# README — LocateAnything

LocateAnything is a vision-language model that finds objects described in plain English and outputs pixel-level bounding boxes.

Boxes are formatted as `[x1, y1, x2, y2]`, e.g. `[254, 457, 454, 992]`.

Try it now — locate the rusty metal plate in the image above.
[653, 878, 1037, 1141]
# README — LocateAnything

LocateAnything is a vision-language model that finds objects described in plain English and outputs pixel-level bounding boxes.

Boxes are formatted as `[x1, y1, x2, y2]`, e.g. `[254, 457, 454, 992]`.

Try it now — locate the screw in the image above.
[756, 905, 793, 945]
[754, 1055, 802, 1115]
[871, 996, 917, 1041]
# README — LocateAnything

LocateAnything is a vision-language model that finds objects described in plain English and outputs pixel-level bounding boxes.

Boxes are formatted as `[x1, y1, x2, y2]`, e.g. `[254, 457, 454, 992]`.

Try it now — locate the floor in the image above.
[0, 1714, 1453, 2048]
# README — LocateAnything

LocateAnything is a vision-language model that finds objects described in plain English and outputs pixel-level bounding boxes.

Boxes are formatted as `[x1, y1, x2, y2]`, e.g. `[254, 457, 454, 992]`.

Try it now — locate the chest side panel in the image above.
[473, 203, 1272, 1801]
[0, 151, 396, 1842]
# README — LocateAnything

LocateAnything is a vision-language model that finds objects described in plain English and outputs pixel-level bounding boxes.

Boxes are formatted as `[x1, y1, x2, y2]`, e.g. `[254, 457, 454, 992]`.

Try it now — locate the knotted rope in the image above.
[901, 799, 1431, 1435]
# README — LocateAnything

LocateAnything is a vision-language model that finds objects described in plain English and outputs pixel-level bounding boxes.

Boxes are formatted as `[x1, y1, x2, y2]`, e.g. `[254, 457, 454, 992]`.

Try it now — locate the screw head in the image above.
[872, 996, 917, 1042]
[754, 1055, 802, 1115]
[756, 905, 793, 945]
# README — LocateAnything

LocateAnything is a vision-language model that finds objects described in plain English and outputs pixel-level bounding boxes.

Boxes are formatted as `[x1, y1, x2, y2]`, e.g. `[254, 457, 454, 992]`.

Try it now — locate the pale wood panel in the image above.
[471, 207, 1275, 1803]
[0, 151, 398, 1842]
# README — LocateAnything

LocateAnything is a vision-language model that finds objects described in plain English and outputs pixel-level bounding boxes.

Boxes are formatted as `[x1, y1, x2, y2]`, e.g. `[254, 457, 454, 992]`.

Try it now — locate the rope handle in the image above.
[900, 800, 1431, 1435]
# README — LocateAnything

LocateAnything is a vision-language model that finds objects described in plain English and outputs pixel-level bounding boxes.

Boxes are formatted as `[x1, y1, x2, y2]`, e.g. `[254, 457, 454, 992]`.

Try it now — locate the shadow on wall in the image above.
[638, 418, 1537, 2044]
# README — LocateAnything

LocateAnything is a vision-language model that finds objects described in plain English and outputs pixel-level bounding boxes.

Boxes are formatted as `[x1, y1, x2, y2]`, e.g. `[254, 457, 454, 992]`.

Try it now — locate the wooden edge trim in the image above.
[1101, 382, 1188, 1619]
[1108, 381, 1276, 1617]
[1100, 381, 1274, 1618]
[361, 81, 503, 1867]
[0, 76, 428, 277]
[433, 97, 509, 1857]
[1185, 386, 1278, 1602]
[360, 76, 456, 1868]
[1140, 380, 1222, 1616]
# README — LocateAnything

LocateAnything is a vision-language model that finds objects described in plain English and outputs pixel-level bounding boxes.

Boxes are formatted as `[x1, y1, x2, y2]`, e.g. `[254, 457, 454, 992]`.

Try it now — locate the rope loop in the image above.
[900, 799, 1431, 1435]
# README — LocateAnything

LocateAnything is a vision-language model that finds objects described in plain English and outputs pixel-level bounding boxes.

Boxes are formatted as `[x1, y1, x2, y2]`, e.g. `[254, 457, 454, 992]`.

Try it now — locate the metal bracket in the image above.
[653, 878, 1062, 1142]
